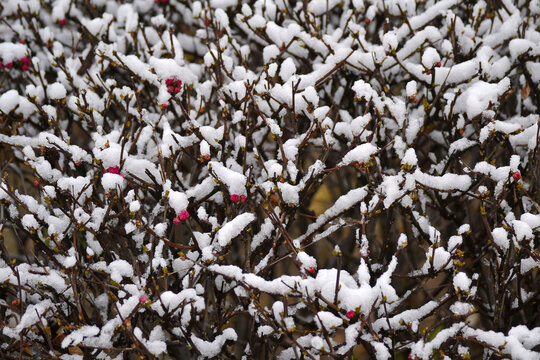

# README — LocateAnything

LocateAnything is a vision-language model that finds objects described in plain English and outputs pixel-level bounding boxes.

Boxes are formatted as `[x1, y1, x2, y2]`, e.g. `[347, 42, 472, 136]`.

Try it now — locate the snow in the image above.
[339, 143, 378, 166]
[0, 1, 538, 359]
[511, 220, 533, 242]
[401, 148, 418, 166]
[382, 31, 398, 51]
[47, 82, 67, 100]
[414, 170, 471, 192]
[0, 90, 20, 113]
[450, 302, 475, 316]
[492, 227, 510, 250]
[57, 176, 93, 204]
[315, 311, 343, 329]
[297, 251, 317, 271]
[3, 300, 53, 338]
[216, 213, 255, 247]
[406, 81, 417, 97]
[167, 190, 189, 214]
[129, 200, 140, 213]
[209, 161, 247, 196]
[101, 173, 125, 192]
[251, 217, 274, 250]
[0, 43, 27, 63]
[277, 182, 299, 205]
[191, 328, 237, 358]
[108, 260, 134, 283]
[455, 78, 511, 119]
[279, 58, 296, 81]
[21, 214, 39, 231]
[453, 272, 472, 292]
[296, 187, 368, 242]
[61, 326, 100, 348]
[421, 47, 440, 68]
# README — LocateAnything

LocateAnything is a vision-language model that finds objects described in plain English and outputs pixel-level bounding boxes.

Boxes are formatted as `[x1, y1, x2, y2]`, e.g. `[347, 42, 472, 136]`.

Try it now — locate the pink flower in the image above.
[174, 87, 180, 94]
[513, 172, 521, 180]
[139, 294, 149, 303]
[167, 86, 174, 94]
[22, 64, 29, 71]
[105, 166, 124, 178]
[176, 79, 182, 86]
[6, 62, 13, 69]
[59, 18, 66, 26]
[346, 310, 355, 319]
[165, 78, 174, 85]
[307, 266, 316, 273]
[173, 217, 181, 225]
[21, 56, 30, 65]
[240, 195, 246, 203]
[33, 180, 39, 187]
[230, 194, 240, 202]
[0, 63, 4, 69]
[178, 210, 190, 221]
[107, 166, 120, 174]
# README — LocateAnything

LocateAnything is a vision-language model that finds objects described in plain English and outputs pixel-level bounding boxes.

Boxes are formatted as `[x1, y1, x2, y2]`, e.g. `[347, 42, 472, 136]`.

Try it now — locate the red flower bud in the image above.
[59, 18, 66, 26]
[6, 62, 13, 69]
[107, 166, 120, 174]
[346, 310, 355, 319]
[513, 172, 521, 180]
[230, 194, 240, 202]
[33, 180, 39, 187]
[178, 210, 190, 221]
[308, 266, 316, 273]
[139, 294, 149, 303]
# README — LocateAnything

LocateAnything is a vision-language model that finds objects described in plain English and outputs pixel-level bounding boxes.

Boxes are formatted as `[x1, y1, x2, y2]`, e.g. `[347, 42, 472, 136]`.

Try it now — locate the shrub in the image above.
[0, 0, 539, 359]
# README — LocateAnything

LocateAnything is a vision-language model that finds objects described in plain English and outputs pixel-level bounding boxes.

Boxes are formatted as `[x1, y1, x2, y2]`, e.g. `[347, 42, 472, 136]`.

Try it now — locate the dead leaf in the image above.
[69, 346, 84, 355]
[521, 82, 530, 100]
